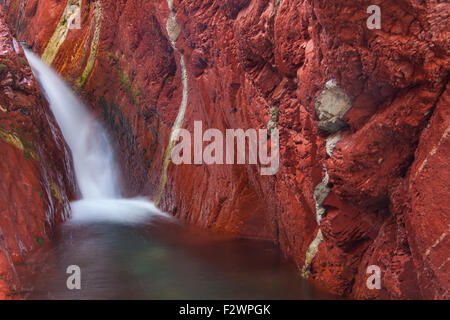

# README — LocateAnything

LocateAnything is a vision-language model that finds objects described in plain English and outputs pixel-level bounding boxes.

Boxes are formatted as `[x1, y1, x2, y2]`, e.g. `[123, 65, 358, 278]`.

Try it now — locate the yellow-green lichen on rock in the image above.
[49, 180, 65, 205]
[0, 127, 39, 160]
[0, 127, 24, 150]
[41, 0, 82, 66]
[117, 66, 141, 108]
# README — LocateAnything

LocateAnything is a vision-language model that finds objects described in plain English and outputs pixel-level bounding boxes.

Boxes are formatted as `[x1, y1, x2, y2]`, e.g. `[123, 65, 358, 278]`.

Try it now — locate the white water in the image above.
[24, 49, 166, 224]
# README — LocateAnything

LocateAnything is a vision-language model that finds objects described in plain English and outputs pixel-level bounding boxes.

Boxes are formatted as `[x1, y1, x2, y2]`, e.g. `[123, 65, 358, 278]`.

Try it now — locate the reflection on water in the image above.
[17, 219, 336, 300]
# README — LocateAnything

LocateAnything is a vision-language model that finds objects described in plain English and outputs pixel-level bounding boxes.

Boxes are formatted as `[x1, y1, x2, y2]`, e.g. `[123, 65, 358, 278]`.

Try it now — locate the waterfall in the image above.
[25, 50, 118, 199]
[24, 49, 166, 224]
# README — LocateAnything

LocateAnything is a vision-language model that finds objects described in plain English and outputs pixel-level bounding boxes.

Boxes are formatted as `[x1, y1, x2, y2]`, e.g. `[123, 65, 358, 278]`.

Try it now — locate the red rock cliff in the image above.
[2, 0, 448, 299]
[0, 7, 76, 299]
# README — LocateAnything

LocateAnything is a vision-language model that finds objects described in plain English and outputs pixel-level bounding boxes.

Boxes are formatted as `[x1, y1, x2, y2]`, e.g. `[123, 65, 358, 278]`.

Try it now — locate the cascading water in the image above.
[24, 49, 166, 224]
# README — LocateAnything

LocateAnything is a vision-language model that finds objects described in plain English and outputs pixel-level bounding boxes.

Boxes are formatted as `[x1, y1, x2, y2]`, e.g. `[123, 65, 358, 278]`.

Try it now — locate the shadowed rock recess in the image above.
[1, 0, 448, 299]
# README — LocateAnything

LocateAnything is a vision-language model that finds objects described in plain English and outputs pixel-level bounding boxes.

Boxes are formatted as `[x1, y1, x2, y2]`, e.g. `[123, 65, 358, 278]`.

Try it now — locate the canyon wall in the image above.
[0, 7, 76, 299]
[2, 0, 448, 299]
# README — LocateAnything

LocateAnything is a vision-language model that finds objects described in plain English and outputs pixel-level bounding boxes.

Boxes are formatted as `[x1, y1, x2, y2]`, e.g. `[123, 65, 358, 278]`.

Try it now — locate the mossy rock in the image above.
[34, 236, 44, 247]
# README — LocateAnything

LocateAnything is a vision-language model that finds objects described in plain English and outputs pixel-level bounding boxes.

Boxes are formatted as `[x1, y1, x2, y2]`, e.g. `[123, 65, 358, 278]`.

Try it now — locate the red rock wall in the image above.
[3, 0, 448, 299]
[0, 7, 76, 299]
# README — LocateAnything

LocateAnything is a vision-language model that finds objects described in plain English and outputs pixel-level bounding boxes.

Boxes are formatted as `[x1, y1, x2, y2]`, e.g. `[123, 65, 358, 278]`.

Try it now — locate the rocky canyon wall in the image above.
[2, 0, 448, 299]
[0, 7, 76, 299]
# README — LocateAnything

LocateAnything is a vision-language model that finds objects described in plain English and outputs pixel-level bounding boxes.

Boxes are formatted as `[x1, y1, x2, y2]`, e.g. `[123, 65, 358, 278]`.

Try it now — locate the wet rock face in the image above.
[315, 80, 352, 134]
[3, 0, 448, 299]
[0, 8, 76, 299]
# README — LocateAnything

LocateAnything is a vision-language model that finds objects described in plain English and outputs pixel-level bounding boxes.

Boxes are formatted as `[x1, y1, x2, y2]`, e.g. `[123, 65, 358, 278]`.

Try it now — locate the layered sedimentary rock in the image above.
[0, 8, 76, 299]
[2, 0, 448, 298]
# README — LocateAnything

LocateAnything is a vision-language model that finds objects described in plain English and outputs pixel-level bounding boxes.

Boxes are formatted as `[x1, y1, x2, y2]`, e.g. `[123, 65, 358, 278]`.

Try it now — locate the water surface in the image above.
[18, 219, 335, 300]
